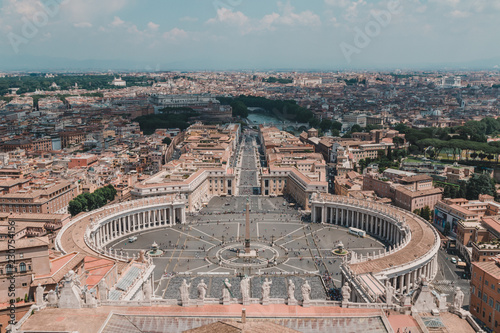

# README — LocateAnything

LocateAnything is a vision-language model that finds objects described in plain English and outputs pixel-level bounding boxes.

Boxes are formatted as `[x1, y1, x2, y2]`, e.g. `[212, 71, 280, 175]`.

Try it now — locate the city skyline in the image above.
[0, 0, 499, 71]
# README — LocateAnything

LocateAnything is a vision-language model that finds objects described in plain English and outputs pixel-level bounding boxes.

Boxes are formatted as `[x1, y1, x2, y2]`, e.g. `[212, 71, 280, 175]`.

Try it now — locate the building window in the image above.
[483, 293, 488, 302]
[490, 297, 494, 307]
[19, 262, 26, 273]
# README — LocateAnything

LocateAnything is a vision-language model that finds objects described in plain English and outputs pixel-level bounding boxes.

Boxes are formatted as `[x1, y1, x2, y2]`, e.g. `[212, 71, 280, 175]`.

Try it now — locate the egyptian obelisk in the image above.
[245, 199, 250, 252]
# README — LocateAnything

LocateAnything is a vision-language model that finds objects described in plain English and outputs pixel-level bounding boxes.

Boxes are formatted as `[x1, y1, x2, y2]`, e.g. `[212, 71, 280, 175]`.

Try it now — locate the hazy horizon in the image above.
[1, 0, 499, 71]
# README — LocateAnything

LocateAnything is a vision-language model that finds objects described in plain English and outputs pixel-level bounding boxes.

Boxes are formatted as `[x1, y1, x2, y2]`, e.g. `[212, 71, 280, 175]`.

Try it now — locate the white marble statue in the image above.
[342, 282, 351, 302]
[385, 280, 395, 305]
[261, 278, 272, 303]
[197, 279, 207, 301]
[98, 280, 109, 301]
[453, 287, 465, 311]
[35, 284, 45, 306]
[143, 279, 152, 302]
[223, 278, 232, 302]
[180, 279, 191, 305]
[46, 290, 58, 306]
[288, 279, 296, 303]
[301, 281, 311, 302]
[240, 277, 250, 302]
[58, 270, 82, 309]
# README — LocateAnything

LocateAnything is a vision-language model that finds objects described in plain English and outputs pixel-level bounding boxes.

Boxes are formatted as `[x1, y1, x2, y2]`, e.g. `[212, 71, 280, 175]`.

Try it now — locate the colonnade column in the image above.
[405, 273, 411, 294]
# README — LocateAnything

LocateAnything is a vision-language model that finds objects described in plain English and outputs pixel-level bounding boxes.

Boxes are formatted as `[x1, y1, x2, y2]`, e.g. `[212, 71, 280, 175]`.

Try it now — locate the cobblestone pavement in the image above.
[107, 132, 385, 300]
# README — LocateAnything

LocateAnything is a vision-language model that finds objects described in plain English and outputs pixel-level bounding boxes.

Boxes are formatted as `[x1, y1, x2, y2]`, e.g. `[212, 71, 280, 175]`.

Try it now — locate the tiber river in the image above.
[246, 107, 287, 130]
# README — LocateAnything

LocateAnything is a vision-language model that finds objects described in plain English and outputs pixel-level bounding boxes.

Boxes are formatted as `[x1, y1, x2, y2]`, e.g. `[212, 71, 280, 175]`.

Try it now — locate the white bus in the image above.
[348, 227, 366, 238]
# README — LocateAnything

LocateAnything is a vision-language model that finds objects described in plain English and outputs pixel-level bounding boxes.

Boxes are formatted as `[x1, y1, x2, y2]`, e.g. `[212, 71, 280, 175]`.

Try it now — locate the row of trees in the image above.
[413, 206, 432, 221]
[416, 138, 500, 161]
[68, 185, 117, 216]
[217, 95, 316, 124]
[262, 77, 293, 84]
[0, 74, 150, 95]
[134, 112, 198, 135]
[357, 148, 407, 173]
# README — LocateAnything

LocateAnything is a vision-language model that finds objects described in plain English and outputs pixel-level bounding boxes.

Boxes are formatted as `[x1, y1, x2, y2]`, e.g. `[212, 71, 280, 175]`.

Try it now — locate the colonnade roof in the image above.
[58, 195, 182, 273]
[314, 193, 438, 275]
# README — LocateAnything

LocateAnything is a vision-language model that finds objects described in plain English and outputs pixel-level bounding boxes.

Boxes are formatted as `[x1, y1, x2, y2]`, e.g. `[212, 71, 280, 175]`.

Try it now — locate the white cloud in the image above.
[206, 8, 249, 26]
[1, 0, 42, 18]
[147, 21, 159, 31]
[450, 9, 469, 18]
[74, 22, 92, 28]
[163, 28, 188, 41]
[110, 16, 125, 27]
[324, 0, 350, 7]
[265, 2, 321, 27]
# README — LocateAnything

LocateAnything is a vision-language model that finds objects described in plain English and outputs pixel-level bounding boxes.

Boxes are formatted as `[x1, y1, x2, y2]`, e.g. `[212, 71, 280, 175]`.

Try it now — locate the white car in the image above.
[451, 257, 457, 264]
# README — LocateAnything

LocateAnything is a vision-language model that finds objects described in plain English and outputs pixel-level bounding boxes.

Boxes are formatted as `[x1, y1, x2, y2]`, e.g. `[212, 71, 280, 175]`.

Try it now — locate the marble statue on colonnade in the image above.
[453, 287, 465, 311]
[143, 278, 152, 302]
[288, 279, 297, 305]
[35, 284, 45, 306]
[342, 282, 351, 302]
[301, 281, 311, 307]
[197, 279, 207, 303]
[240, 276, 251, 305]
[261, 278, 272, 305]
[223, 278, 232, 304]
[385, 280, 395, 305]
[180, 279, 191, 306]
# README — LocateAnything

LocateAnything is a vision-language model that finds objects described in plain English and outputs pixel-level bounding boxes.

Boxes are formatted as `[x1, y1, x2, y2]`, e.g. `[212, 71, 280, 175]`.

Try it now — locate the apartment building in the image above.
[0, 180, 77, 214]
[0, 237, 51, 303]
[470, 257, 500, 331]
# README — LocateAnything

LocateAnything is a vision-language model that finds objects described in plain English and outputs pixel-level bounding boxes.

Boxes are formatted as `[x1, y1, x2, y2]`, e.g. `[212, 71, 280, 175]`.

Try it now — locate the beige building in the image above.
[0, 237, 51, 303]
[0, 181, 77, 214]
[132, 123, 239, 211]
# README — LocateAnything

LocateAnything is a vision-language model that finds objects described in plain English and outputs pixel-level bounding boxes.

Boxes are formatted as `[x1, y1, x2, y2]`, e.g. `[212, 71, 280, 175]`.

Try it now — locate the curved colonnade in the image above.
[310, 193, 440, 303]
[55, 195, 187, 262]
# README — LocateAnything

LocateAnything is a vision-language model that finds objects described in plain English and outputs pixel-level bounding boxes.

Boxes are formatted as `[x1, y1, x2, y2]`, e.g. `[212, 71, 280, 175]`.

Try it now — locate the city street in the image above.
[433, 249, 471, 307]
[236, 132, 260, 195]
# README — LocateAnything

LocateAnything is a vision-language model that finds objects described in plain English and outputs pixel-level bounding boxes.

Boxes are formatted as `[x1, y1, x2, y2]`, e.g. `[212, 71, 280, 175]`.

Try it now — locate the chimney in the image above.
[241, 308, 246, 324]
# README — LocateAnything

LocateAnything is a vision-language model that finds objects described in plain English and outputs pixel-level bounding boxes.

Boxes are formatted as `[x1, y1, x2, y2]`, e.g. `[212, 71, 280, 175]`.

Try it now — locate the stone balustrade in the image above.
[56, 195, 187, 258]
[311, 193, 440, 303]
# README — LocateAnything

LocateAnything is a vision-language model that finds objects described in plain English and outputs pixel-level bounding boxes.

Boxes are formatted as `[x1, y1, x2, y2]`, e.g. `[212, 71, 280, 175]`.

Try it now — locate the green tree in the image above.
[68, 199, 83, 216]
[230, 101, 248, 118]
[319, 119, 333, 132]
[351, 124, 362, 133]
[465, 173, 496, 200]
[420, 206, 431, 221]
[162, 137, 172, 145]
[331, 121, 342, 131]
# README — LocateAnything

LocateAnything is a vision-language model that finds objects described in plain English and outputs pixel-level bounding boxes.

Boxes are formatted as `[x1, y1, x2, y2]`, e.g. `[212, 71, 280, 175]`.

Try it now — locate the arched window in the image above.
[19, 262, 26, 273]
[6, 264, 13, 274]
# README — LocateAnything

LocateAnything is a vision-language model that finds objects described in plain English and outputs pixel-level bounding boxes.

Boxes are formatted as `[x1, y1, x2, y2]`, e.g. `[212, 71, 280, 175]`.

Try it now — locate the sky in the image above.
[0, 0, 499, 71]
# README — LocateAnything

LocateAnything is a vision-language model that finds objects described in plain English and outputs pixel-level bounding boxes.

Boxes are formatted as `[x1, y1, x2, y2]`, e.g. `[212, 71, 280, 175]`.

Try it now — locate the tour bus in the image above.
[129, 236, 137, 243]
[348, 227, 366, 238]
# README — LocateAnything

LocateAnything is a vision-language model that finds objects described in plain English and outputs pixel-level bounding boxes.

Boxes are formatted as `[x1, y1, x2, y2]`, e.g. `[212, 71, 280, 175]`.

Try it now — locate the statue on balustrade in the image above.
[342, 282, 351, 302]
[180, 279, 191, 305]
[197, 279, 207, 301]
[453, 287, 464, 311]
